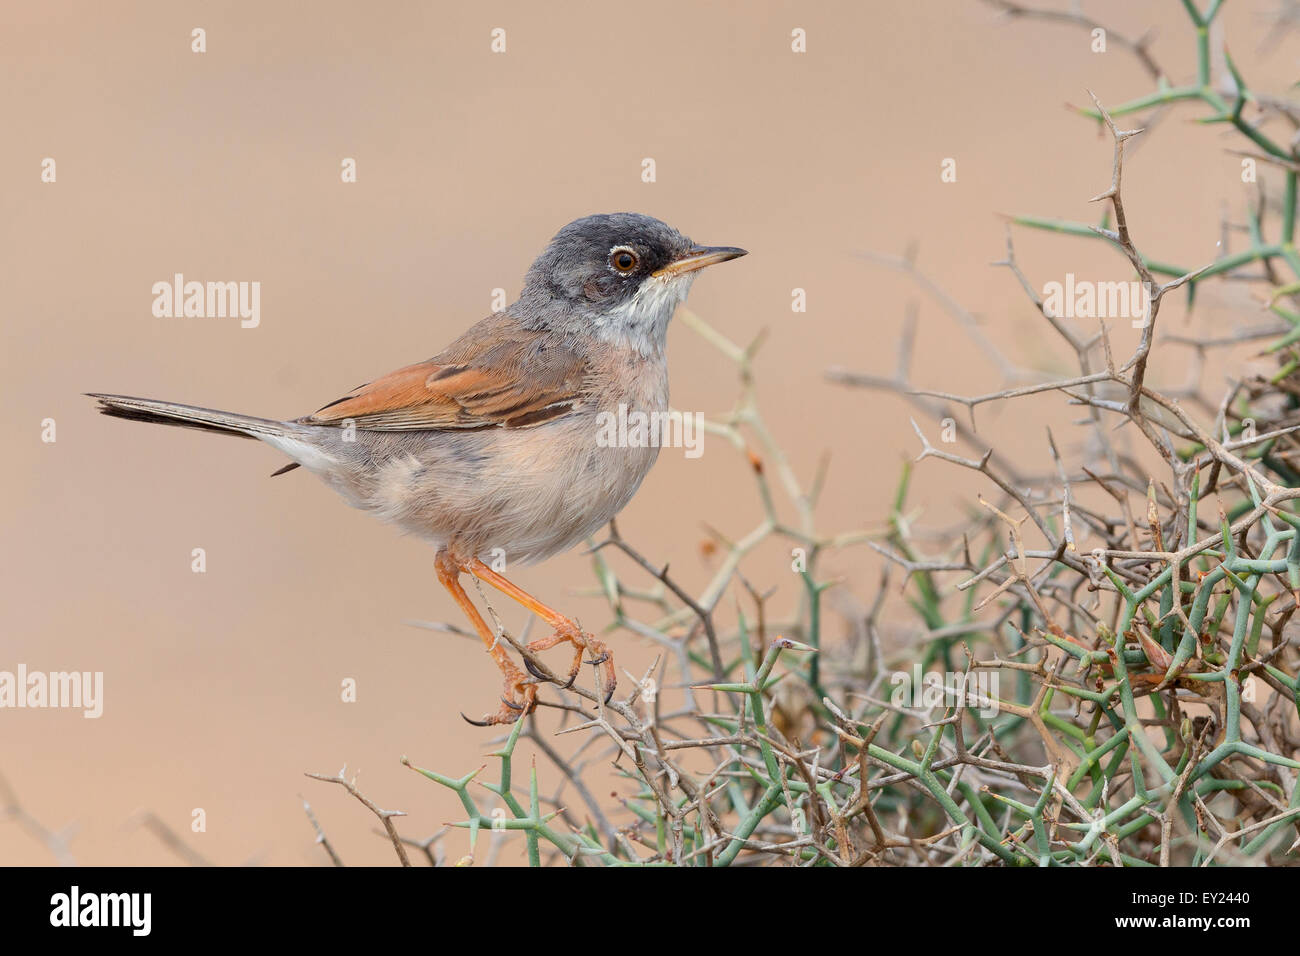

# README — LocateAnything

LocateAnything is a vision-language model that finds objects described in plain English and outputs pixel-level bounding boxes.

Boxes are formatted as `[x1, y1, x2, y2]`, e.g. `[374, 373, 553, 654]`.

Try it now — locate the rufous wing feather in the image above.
[300, 318, 590, 431]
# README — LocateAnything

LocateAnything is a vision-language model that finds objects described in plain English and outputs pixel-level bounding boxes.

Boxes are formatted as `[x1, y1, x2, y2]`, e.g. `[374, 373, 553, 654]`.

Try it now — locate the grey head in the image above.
[514, 212, 746, 356]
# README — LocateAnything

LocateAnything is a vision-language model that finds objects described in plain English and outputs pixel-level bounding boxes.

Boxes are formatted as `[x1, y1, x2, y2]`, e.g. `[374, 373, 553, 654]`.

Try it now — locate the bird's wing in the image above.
[300, 317, 590, 431]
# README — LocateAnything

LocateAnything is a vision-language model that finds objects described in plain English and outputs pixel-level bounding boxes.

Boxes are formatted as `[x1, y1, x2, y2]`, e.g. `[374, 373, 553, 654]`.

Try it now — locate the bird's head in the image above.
[517, 212, 746, 355]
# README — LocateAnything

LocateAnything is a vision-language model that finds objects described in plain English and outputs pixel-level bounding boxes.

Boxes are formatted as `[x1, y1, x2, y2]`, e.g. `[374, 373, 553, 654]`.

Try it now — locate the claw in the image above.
[524, 623, 615, 698]
[461, 711, 492, 727]
[501, 696, 524, 711]
[604, 682, 616, 705]
[523, 656, 548, 681]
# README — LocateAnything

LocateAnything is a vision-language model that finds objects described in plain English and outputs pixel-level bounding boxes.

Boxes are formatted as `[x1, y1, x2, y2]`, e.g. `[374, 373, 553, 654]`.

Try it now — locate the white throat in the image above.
[592, 272, 696, 358]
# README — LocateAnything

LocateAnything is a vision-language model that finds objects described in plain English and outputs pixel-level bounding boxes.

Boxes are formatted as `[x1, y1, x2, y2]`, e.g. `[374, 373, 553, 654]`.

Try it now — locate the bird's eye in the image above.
[609, 246, 639, 274]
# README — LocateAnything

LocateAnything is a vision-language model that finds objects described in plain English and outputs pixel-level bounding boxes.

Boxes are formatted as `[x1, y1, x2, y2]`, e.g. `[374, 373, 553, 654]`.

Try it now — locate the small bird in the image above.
[89, 213, 746, 724]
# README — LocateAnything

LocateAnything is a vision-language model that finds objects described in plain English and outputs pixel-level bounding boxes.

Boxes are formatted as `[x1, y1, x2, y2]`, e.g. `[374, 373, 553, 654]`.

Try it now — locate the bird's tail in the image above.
[86, 393, 289, 440]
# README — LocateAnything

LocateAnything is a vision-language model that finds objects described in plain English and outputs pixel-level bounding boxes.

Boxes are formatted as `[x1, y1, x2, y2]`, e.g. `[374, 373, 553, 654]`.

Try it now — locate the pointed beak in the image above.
[652, 245, 748, 278]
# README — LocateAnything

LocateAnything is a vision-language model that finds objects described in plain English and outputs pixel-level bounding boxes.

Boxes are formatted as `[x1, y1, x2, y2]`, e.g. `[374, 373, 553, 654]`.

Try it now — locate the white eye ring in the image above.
[608, 245, 639, 275]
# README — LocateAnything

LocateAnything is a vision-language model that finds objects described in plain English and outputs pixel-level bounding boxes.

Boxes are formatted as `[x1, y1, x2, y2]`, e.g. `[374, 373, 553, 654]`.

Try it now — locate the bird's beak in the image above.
[652, 245, 748, 278]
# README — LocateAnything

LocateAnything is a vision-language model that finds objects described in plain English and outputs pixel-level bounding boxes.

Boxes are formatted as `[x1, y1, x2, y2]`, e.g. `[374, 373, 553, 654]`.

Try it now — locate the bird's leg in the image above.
[467, 558, 616, 703]
[435, 551, 536, 726]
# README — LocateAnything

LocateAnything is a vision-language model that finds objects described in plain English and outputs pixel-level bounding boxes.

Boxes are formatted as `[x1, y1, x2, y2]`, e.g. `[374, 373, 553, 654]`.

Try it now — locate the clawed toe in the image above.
[582, 635, 618, 704]
[561, 645, 583, 689]
[462, 672, 536, 727]
[525, 624, 617, 702]
[596, 660, 617, 704]
[521, 647, 579, 688]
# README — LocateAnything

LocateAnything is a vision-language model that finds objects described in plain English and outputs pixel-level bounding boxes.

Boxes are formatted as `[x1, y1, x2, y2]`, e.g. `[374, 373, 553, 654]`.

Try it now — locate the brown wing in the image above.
[301, 315, 590, 431]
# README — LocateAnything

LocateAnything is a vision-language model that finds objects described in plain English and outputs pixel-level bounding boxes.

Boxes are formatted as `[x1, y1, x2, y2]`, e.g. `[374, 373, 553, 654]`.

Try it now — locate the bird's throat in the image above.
[593, 272, 697, 358]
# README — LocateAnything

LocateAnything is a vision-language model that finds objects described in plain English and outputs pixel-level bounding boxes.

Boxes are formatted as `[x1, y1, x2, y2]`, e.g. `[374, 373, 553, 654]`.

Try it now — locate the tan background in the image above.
[2, 1, 1295, 864]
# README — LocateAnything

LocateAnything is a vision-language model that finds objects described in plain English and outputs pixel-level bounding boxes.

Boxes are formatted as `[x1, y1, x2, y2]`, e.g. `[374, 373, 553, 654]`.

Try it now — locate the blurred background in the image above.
[3, 0, 1298, 864]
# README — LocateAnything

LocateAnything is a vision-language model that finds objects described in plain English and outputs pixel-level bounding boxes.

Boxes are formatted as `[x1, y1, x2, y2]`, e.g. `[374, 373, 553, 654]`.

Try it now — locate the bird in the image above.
[88, 212, 747, 725]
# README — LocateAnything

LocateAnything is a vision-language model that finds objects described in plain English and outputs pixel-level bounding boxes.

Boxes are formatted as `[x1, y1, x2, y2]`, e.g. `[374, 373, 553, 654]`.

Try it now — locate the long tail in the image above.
[86, 393, 289, 440]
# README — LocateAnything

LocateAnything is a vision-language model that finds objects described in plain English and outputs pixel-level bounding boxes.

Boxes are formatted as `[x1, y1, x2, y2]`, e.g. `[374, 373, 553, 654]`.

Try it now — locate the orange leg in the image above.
[467, 558, 617, 703]
[435, 551, 536, 726]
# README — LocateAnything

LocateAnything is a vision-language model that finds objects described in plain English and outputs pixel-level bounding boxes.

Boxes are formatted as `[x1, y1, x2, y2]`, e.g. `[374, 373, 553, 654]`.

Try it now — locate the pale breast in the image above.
[342, 347, 671, 565]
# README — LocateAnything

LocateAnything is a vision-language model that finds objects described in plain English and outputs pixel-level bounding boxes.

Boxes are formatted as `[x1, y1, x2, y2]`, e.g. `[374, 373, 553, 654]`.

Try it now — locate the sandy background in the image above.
[2, 0, 1297, 864]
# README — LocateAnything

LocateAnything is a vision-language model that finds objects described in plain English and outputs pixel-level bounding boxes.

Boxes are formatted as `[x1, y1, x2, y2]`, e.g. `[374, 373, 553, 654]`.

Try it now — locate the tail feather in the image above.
[86, 394, 286, 441]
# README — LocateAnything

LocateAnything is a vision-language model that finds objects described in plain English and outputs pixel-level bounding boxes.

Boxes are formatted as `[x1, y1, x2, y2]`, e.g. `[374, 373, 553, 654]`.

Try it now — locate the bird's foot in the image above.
[461, 663, 538, 726]
[525, 622, 616, 703]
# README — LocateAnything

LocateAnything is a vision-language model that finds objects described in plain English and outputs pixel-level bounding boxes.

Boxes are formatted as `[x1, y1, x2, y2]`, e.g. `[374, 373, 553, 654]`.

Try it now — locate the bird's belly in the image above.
[355, 413, 661, 564]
